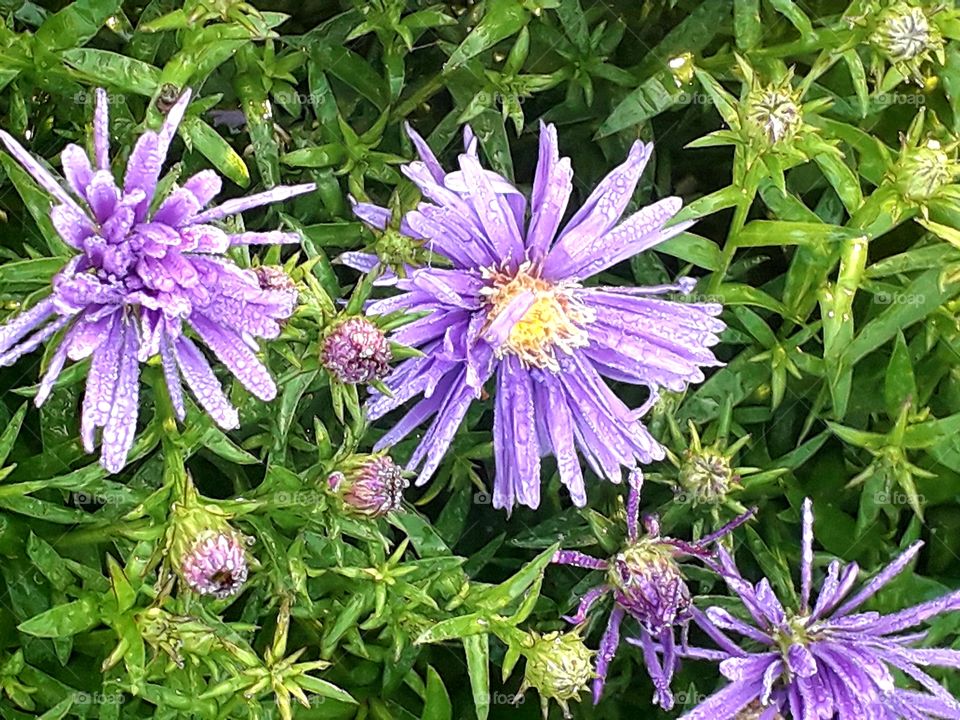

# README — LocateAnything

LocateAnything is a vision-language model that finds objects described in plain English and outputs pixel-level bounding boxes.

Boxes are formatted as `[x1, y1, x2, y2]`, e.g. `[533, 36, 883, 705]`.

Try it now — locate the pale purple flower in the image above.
[321, 316, 392, 384]
[552, 477, 752, 708]
[328, 455, 408, 517]
[348, 122, 723, 511]
[181, 532, 249, 599]
[0, 88, 314, 472]
[680, 499, 960, 720]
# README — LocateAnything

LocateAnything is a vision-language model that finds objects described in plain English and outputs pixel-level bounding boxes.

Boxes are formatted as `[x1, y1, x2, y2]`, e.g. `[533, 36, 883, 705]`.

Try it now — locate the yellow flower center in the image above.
[481, 262, 593, 371]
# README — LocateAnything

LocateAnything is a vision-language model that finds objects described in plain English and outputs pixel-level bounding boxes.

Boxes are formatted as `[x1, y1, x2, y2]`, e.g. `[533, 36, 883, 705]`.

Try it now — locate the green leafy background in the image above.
[0, 0, 959, 717]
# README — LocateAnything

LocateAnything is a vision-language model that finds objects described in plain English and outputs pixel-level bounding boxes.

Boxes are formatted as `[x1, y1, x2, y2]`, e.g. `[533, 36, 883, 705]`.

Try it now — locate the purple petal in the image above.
[0, 297, 56, 355]
[100, 319, 141, 473]
[173, 335, 239, 429]
[832, 541, 923, 618]
[545, 196, 690, 281]
[801, 498, 814, 611]
[159, 333, 186, 421]
[192, 183, 316, 223]
[350, 197, 392, 230]
[0, 315, 70, 366]
[228, 231, 300, 245]
[60, 144, 93, 198]
[183, 169, 222, 206]
[81, 311, 122, 452]
[94, 88, 110, 170]
[188, 314, 277, 401]
[593, 606, 625, 704]
[526, 122, 572, 262]
[0, 130, 87, 215]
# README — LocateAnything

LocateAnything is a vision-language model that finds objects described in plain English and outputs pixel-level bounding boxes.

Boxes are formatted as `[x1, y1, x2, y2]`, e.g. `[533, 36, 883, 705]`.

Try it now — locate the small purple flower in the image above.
[680, 499, 960, 720]
[349, 122, 724, 511]
[0, 88, 314, 472]
[553, 476, 752, 708]
[328, 454, 408, 517]
[321, 316, 393, 384]
[181, 532, 249, 599]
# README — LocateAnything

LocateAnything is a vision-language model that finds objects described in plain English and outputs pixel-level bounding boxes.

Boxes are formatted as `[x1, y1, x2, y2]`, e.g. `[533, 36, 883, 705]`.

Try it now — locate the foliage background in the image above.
[0, 0, 959, 718]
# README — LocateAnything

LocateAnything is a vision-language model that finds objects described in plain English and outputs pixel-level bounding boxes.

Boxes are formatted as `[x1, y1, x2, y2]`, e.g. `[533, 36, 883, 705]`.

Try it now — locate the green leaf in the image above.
[737, 221, 862, 248]
[463, 634, 490, 720]
[36, 0, 122, 51]
[421, 666, 453, 720]
[18, 596, 100, 638]
[60, 49, 160, 95]
[0, 403, 26, 467]
[444, 0, 528, 71]
[179, 115, 250, 187]
[884, 332, 916, 419]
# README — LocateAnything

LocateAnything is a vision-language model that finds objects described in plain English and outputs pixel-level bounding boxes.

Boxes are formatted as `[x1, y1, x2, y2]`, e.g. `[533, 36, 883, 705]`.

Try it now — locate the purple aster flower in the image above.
[181, 532, 249, 599]
[328, 454, 408, 517]
[680, 499, 960, 720]
[0, 88, 314, 472]
[321, 316, 393, 384]
[552, 477, 752, 708]
[348, 122, 724, 511]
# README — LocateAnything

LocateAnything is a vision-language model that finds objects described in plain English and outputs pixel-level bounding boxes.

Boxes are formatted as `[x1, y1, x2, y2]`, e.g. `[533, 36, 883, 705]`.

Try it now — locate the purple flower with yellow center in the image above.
[680, 499, 960, 720]
[349, 123, 724, 511]
[0, 88, 314, 472]
[552, 478, 751, 708]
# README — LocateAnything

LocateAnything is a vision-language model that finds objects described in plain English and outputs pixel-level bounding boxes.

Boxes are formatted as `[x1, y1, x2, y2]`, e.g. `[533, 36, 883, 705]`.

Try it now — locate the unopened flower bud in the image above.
[608, 540, 691, 633]
[736, 700, 785, 720]
[678, 447, 737, 504]
[520, 630, 594, 720]
[745, 85, 802, 145]
[254, 265, 296, 292]
[181, 532, 249, 599]
[328, 454, 408, 517]
[871, 5, 941, 63]
[321, 316, 392, 384]
[895, 139, 956, 202]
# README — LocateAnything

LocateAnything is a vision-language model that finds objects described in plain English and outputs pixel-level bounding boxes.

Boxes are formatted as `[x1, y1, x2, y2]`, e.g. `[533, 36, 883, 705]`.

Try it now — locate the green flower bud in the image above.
[744, 83, 802, 145]
[895, 139, 956, 202]
[678, 446, 738, 504]
[519, 630, 594, 719]
[871, 5, 942, 63]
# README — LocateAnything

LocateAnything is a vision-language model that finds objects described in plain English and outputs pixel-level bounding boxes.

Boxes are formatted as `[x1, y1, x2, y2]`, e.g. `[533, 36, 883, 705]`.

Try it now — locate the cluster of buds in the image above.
[517, 630, 595, 720]
[327, 453, 408, 518]
[165, 475, 252, 600]
[320, 316, 393, 385]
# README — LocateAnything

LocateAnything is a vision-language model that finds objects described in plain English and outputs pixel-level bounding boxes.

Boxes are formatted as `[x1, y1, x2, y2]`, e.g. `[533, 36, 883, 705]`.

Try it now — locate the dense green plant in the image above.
[0, 0, 959, 718]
